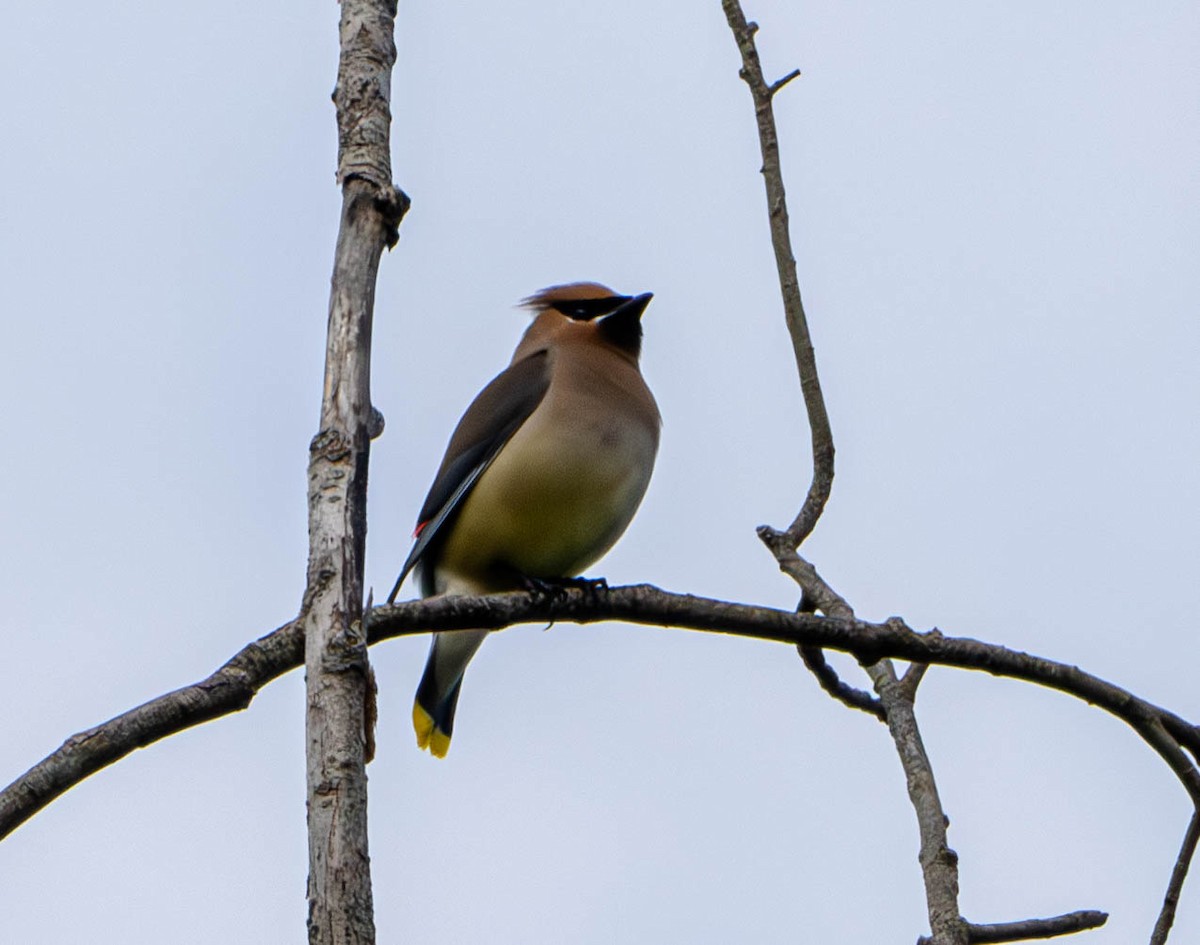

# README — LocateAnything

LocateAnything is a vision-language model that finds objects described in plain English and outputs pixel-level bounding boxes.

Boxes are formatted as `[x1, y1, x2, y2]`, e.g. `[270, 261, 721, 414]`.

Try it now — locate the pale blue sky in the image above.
[2, 2, 1198, 943]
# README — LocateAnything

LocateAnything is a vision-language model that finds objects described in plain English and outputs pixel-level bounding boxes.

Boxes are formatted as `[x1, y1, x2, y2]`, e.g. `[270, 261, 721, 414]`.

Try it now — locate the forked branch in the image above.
[716, 4, 1155, 943]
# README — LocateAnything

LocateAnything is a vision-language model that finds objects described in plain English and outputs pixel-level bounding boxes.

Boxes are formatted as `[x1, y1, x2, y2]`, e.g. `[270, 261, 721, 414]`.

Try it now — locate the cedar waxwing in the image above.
[387, 282, 660, 757]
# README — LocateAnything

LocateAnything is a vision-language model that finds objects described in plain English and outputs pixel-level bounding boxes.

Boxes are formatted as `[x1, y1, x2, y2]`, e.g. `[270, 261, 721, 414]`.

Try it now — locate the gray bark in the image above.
[302, 1, 405, 942]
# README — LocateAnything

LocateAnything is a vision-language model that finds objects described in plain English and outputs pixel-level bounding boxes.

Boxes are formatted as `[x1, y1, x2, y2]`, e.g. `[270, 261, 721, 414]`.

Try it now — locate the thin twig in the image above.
[721, 0, 833, 550]
[788, 552, 877, 714]
[900, 662, 931, 701]
[769, 68, 802, 96]
[798, 646, 885, 721]
[1150, 808, 1200, 945]
[917, 909, 1108, 944]
[1140, 719, 1200, 806]
[766, 542, 853, 618]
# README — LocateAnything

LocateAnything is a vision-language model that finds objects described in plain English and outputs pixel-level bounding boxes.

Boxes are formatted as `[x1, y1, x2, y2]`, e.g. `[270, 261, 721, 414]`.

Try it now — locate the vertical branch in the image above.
[305, 2, 407, 944]
[1150, 808, 1200, 945]
[871, 663, 968, 945]
[721, 0, 833, 550]
[721, 5, 967, 942]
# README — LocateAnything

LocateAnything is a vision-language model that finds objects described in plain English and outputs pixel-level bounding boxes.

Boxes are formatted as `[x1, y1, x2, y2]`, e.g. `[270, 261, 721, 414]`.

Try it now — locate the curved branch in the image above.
[721, 5, 1186, 942]
[798, 645, 885, 720]
[5, 584, 1200, 840]
[722, 0, 833, 549]
[0, 618, 303, 840]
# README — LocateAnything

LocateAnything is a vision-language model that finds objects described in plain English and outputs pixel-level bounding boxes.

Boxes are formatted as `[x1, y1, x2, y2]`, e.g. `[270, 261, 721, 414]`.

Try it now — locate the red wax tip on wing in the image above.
[413, 521, 429, 539]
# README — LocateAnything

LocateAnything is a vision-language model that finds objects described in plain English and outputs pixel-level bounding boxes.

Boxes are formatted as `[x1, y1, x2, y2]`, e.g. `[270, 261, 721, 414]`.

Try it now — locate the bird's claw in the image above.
[522, 576, 570, 602]
[521, 575, 609, 601]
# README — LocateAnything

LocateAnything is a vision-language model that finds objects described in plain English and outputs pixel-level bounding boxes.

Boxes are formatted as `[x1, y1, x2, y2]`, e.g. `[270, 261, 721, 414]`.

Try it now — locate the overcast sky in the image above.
[2, 2, 1198, 943]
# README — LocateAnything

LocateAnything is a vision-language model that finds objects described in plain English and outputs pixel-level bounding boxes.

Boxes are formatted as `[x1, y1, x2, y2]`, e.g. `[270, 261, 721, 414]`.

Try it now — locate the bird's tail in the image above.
[413, 629, 488, 758]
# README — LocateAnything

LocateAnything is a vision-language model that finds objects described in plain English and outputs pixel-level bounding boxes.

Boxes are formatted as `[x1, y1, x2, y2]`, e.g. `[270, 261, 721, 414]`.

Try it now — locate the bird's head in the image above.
[518, 282, 654, 360]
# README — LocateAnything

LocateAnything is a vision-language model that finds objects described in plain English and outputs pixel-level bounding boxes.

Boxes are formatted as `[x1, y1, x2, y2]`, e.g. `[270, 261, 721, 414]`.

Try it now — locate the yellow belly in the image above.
[434, 403, 655, 590]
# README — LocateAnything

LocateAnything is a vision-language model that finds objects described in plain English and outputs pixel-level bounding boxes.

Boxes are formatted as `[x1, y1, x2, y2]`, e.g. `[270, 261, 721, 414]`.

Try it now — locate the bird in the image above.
[386, 281, 660, 758]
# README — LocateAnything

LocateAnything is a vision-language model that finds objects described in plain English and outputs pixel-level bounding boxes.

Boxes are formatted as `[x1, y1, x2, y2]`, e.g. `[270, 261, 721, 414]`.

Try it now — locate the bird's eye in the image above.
[554, 296, 628, 320]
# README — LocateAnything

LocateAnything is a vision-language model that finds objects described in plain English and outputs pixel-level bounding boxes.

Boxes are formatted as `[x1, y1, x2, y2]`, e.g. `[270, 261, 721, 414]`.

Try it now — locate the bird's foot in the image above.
[521, 574, 609, 601]
[521, 575, 571, 602]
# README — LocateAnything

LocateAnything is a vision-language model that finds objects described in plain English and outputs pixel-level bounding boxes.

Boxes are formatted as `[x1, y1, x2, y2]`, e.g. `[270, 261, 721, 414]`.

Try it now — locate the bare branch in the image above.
[900, 661, 931, 701]
[798, 645, 885, 721]
[871, 660, 967, 943]
[1150, 808, 1200, 945]
[722, 0, 833, 550]
[763, 539, 854, 618]
[769, 68, 802, 96]
[721, 2, 1179, 940]
[721, 9, 971, 938]
[301, 1, 404, 942]
[7, 585, 1200, 841]
[0, 618, 303, 839]
[917, 910, 1108, 944]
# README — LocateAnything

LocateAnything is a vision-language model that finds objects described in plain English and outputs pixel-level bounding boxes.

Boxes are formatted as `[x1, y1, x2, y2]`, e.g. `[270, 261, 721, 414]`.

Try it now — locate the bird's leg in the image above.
[521, 575, 571, 602]
[520, 574, 609, 601]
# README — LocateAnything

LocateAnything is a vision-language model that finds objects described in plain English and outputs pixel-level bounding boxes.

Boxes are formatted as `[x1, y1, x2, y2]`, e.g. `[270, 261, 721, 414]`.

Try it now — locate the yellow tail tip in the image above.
[412, 701, 451, 758]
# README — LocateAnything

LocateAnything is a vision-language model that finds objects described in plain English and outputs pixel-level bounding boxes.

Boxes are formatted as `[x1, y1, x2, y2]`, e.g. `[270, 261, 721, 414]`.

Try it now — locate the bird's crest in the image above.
[520, 282, 617, 310]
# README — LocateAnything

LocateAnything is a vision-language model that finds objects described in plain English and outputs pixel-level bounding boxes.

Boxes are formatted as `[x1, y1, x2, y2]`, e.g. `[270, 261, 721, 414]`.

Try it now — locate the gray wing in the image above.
[385, 349, 550, 603]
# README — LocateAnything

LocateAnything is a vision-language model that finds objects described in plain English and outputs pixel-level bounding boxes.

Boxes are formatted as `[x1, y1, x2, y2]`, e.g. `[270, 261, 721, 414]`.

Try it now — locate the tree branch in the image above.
[767, 544, 854, 618]
[917, 910, 1108, 944]
[900, 661, 931, 701]
[1150, 808, 1200, 945]
[0, 614, 305, 839]
[721, 0, 832, 551]
[6, 585, 1200, 841]
[798, 645, 885, 721]
[721, 6, 971, 939]
[302, 2, 405, 942]
[871, 659, 967, 944]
